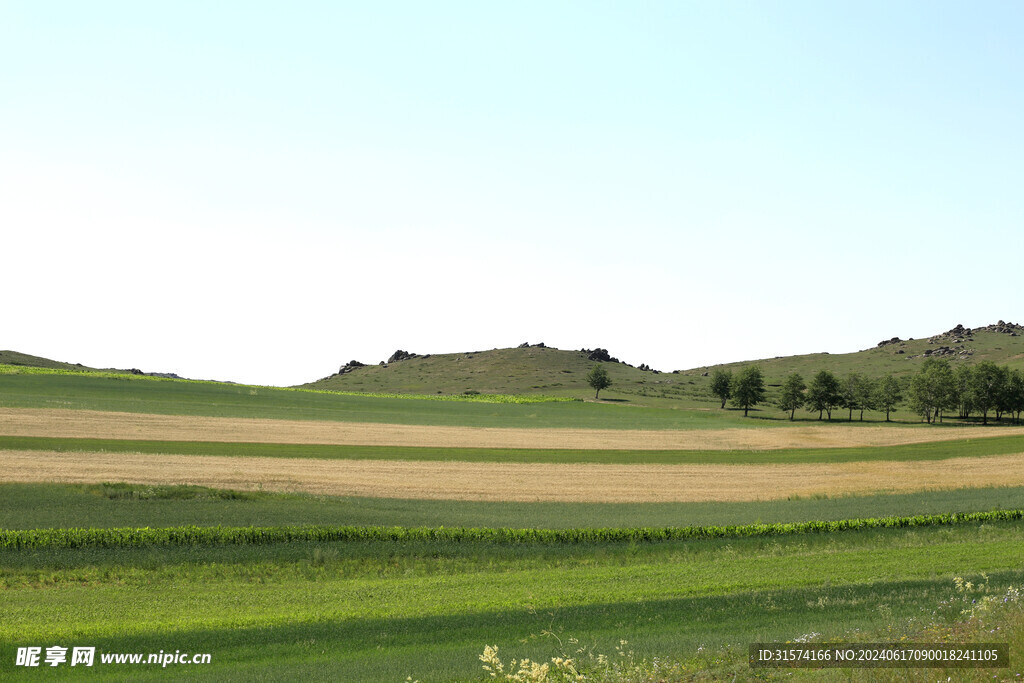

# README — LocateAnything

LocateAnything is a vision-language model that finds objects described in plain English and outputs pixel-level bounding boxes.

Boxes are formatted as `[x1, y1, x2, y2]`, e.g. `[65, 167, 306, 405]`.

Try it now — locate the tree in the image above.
[777, 373, 806, 421]
[953, 364, 975, 419]
[586, 364, 612, 399]
[969, 361, 1007, 425]
[731, 365, 766, 417]
[806, 369, 842, 420]
[710, 369, 732, 409]
[1006, 369, 1024, 424]
[909, 358, 955, 423]
[855, 375, 877, 421]
[993, 364, 1012, 421]
[841, 373, 872, 421]
[874, 374, 903, 422]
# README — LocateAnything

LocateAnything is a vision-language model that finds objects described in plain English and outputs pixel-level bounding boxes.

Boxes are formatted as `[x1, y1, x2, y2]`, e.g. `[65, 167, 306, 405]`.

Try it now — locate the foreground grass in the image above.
[1, 522, 1022, 680]
[3, 482, 1024, 530]
[478, 580, 1024, 681]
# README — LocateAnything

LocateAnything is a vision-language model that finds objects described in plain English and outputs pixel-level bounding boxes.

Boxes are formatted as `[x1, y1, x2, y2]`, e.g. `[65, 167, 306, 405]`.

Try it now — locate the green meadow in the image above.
[3, 482, 1024, 531]
[1, 517, 1023, 680]
[0, 369, 768, 429]
[4, 432, 1024, 464]
[2, 357, 1024, 679]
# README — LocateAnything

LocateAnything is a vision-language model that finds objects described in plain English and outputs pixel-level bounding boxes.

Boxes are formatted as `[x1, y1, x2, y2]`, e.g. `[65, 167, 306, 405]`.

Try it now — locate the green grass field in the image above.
[5, 432, 1024, 464]
[0, 370, 776, 428]
[9, 367, 1024, 428]
[3, 482, 1024, 530]
[3, 358, 1024, 680]
[1, 519, 1023, 680]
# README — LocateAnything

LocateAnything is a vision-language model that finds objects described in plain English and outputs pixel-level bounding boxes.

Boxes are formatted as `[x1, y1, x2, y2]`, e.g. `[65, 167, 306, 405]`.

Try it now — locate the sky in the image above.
[2, 1, 1023, 386]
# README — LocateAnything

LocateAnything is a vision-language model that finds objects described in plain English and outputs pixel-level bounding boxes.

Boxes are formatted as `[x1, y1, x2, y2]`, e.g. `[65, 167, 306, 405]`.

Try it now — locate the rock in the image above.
[337, 359, 366, 375]
[387, 350, 418, 363]
[895, 350, 905, 354]
[877, 337, 902, 347]
[581, 348, 621, 363]
[517, 342, 530, 348]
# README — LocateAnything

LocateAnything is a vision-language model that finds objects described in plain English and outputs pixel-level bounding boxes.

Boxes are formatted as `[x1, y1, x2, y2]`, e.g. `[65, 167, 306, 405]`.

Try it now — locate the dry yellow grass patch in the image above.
[3, 450, 1023, 502]
[4, 408, 1024, 451]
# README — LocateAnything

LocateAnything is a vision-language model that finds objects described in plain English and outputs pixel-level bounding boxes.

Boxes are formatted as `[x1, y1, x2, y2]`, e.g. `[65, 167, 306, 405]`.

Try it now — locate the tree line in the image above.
[710, 359, 1024, 424]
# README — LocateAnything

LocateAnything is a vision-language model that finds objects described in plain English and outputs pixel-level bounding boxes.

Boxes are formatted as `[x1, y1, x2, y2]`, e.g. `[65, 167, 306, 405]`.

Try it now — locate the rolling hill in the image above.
[301, 321, 1024, 405]
[6, 320, 1024, 408]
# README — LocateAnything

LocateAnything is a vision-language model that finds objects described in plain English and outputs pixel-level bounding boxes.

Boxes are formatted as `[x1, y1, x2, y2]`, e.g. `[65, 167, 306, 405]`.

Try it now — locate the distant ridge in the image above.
[0, 350, 87, 371]
[6, 320, 1024, 403]
[302, 321, 1024, 402]
[0, 350, 185, 381]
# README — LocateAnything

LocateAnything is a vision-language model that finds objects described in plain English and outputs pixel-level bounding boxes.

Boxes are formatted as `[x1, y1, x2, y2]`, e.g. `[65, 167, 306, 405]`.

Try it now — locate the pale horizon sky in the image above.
[3, 2, 1022, 386]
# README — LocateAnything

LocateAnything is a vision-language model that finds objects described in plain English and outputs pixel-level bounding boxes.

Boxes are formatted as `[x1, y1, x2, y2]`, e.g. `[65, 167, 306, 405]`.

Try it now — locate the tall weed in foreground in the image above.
[775, 577, 1024, 681]
[461, 579, 1024, 682]
[477, 635, 689, 682]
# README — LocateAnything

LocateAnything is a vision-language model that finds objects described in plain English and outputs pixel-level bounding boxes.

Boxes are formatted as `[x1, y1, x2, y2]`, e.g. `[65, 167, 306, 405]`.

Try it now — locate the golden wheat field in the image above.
[3, 449, 1023, 502]
[3, 408, 1021, 450]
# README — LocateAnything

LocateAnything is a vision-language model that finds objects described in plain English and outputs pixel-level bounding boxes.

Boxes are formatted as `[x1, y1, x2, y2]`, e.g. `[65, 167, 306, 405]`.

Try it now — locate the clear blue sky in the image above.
[2, 2, 1022, 385]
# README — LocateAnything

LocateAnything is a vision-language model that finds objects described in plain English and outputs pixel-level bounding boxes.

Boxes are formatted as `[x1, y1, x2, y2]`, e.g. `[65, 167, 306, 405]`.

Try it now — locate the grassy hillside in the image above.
[7, 320, 1024, 414]
[0, 350, 88, 371]
[301, 322, 1024, 409]
[304, 345, 663, 398]
[0, 368, 768, 428]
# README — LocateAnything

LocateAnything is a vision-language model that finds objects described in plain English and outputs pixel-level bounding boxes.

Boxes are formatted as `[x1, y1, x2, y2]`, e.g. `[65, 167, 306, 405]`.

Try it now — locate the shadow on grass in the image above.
[20, 573, 1022, 681]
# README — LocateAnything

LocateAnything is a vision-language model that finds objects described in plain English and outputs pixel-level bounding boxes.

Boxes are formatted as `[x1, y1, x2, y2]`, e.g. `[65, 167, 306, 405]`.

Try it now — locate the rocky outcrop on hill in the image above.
[581, 348, 620, 363]
[337, 360, 366, 376]
[387, 349, 418, 363]
[923, 346, 964, 358]
[907, 344, 975, 360]
[126, 368, 183, 379]
[517, 342, 546, 348]
[981, 320, 1021, 336]
[873, 321, 1023, 357]
[931, 321, 1021, 342]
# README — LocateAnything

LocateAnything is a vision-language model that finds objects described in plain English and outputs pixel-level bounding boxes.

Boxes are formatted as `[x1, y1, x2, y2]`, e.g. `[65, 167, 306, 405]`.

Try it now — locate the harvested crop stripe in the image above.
[3, 408, 1023, 451]
[2, 450, 1024, 502]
